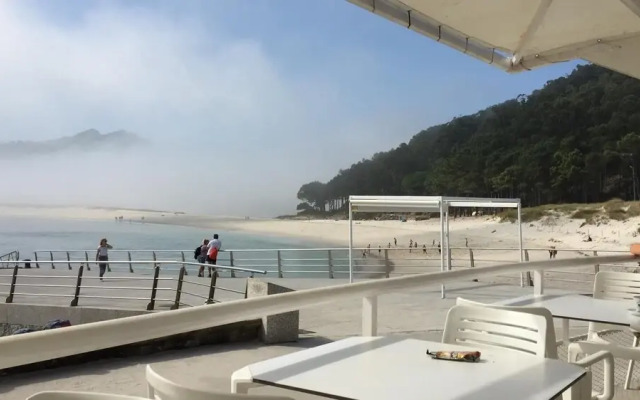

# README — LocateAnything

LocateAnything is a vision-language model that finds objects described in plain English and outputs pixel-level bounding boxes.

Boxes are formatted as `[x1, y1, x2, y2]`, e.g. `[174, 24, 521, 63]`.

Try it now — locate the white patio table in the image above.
[231, 336, 586, 400]
[497, 293, 638, 345]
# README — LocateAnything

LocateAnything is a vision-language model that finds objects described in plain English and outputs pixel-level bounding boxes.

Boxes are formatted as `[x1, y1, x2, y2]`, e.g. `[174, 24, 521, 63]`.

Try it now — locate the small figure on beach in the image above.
[422, 245, 426, 254]
[432, 239, 435, 246]
[96, 238, 113, 281]
[206, 234, 222, 278]
[362, 250, 366, 258]
[548, 246, 557, 259]
[394, 237, 397, 246]
[388, 242, 391, 248]
[437, 242, 441, 255]
[414, 242, 418, 248]
[465, 238, 468, 247]
[378, 245, 381, 254]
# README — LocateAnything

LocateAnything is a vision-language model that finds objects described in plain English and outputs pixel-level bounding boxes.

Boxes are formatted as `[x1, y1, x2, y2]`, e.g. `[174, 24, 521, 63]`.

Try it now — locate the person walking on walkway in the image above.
[206, 234, 222, 278]
[96, 238, 113, 281]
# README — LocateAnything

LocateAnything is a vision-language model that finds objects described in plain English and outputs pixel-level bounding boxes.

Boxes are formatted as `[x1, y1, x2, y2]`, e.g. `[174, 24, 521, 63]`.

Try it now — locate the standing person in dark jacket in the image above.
[96, 238, 113, 281]
[196, 238, 209, 277]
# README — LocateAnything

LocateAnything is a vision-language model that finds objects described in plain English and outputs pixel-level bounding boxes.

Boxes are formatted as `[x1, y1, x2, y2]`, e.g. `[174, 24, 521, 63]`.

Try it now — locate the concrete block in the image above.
[246, 279, 298, 344]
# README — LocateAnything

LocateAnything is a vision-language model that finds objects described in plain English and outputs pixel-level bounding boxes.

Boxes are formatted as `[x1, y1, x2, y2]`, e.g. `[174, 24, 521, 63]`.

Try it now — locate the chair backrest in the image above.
[27, 392, 148, 400]
[455, 297, 558, 358]
[145, 365, 293, 400]
[590, 271, 640, 335]
[593, 271, 640, 301]
[443, 304, 548, 357]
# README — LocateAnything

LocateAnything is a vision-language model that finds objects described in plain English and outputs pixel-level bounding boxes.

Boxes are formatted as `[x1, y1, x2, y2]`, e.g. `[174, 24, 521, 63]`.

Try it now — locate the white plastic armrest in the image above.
[231, 366, 261, 394]
[568, 344, 614, 400]
[570, 340, 640, 360]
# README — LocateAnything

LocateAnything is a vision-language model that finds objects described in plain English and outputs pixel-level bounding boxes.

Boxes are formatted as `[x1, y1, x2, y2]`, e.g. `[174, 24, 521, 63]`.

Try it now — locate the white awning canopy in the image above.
[347, 0, 640, 80]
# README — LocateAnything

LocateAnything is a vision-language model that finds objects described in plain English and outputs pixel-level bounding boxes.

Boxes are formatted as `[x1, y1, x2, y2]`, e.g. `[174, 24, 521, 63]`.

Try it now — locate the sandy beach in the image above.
[1, 204, 637, 253]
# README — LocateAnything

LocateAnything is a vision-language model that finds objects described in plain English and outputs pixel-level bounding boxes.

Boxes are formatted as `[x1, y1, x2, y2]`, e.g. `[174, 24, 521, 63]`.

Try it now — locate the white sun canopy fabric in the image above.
[347, 196, 524, 297]
[347, 0, 640, 80]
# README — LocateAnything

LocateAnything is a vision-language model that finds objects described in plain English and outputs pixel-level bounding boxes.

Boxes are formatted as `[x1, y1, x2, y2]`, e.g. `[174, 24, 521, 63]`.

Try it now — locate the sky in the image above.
[0, 0, 581, 217]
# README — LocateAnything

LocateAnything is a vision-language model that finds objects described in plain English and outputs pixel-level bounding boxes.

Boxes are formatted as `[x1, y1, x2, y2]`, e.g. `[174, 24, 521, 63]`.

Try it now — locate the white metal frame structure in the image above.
[348, 195, 523, 296]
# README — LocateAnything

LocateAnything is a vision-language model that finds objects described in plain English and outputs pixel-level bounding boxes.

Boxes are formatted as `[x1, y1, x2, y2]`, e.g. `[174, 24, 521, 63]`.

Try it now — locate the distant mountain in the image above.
[0, 129, 146, 158]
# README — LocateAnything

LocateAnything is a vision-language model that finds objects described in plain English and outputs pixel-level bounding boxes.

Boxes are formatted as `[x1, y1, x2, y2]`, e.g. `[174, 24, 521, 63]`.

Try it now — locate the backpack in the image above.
[194, 246, 201, 260]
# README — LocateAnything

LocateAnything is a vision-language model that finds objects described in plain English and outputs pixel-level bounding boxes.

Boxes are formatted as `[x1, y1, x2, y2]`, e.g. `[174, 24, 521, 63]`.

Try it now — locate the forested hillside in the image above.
[296, 64, 640, 214]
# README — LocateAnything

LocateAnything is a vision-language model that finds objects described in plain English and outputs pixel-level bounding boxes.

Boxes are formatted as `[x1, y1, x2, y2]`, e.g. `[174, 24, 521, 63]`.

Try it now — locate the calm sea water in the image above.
[0, 216, 351, 277]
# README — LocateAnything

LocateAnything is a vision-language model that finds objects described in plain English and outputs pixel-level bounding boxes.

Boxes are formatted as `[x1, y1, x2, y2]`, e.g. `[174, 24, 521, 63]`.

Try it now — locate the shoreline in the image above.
[0, 205, 635, 254]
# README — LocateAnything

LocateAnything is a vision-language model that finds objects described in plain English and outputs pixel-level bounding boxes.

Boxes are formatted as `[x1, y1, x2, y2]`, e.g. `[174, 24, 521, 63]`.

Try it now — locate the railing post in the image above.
[34, 252, 40, 269]
[84, 251, 91, 271]
[228, 251, 235, 278]
[384, 249, 391, 278]
[206, 271, 218, 304]
[180, 251, 188, 276]
[128, 251, 134, 273]
[70, 265, 84, 307]
[276, 250, 283, 278]
[5, 265, 18, 303]
[146, 266, 160, 311]
[448, 248, 452, 271]
[362, 296, 378, 336]
[327, 250, 334, 279]
[66, 251, 72, 270]
[524, 250, 533, 286]
[593, 251, 600, 274]
[171, 266, 186, 310]
[49, 251, 55, 269]
[469, 249, 478, 282]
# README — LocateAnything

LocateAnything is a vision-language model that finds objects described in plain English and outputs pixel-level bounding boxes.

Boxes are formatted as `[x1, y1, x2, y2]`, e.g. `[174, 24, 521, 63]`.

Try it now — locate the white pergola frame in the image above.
[348, 195, 523, 297]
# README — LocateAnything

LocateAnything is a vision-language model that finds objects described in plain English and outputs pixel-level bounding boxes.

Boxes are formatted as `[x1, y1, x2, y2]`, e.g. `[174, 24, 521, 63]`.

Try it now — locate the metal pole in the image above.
[128, 252, 134, 273]
[439, 200, 445, 298]
[70, 265, 84, 307]
[518, 202, 524, 287]
[84, 251, 91, 271]
[445, 206, 451, 271]
[171, 266, 186, 310]
[146, 266, 160, 311]
[5, 265, 18, 303]
[206, 271, 218, 304]
[349, 201, 354, 284]
[228, 251, 235, 278]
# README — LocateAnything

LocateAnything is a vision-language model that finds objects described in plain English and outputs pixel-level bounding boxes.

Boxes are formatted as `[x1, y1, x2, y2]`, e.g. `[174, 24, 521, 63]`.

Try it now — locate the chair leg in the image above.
[624, 333, 640, 390]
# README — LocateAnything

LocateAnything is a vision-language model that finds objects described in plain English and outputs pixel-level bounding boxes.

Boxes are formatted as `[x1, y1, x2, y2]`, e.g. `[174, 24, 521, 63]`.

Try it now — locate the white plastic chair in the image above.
[451, 301, 614, 400]
[588, 271, 640, 389]
[145, 364, 294, 400]
[443, 304, 549, 356]
[27, 392, 148, 400]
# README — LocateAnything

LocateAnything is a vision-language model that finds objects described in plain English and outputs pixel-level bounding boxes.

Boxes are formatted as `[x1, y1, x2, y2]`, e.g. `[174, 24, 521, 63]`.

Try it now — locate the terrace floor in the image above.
[0, 278, 638, 399]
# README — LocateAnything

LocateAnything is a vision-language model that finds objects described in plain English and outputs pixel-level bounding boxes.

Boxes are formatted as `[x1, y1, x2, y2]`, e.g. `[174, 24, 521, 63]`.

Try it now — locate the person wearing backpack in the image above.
[196, 238, 209, 277]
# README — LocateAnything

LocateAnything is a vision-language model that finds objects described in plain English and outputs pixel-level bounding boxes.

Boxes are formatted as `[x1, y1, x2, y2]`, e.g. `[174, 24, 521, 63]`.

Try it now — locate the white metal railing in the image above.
[0, 250, 19, 268]
[27, 246, 631, 286]
[0, 260, 266, 309]
[0, 252, 635, 371]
